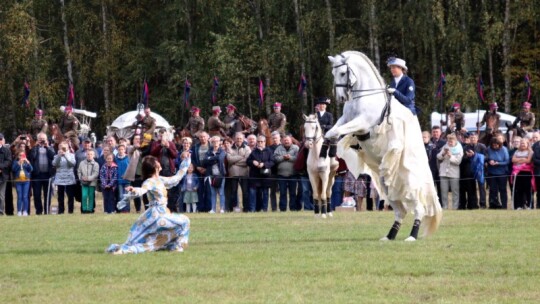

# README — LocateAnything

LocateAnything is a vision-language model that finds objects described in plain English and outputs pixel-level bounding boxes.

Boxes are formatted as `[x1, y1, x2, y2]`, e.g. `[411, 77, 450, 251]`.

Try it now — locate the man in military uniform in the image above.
[30, 108, 48, 140]
[59, 106, 80, 147]
[207, 106, 229, 138]
[184, 106, 205, 138]
[268, 102, 286, 136]
[315, 98, 338, 169]
[446, 102, 465, 134]
[142, 107, 157, 136]
[478, 102, 500, 135]
[509, 102, 535, 134]
[223, 104, 243, 137]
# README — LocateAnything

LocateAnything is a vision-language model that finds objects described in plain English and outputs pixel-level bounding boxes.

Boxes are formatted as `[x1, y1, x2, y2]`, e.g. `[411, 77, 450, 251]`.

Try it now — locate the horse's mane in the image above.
[340, 51, 387, 88]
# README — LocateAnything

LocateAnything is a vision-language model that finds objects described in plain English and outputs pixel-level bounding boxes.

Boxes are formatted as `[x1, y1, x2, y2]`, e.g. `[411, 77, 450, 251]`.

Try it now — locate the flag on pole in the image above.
[67, 83, 75, 107]
[477, 76, 485, 103]
[435, 69, 446, 99]
[298, 74, 307, 93]
[211, 76, 219, 104]
[524, 74, 531, 102]
[142, 79, 149, 108]
[22, 81, 30, 108]
[258, 79, 264, 107]
[184, 79, 191, 107]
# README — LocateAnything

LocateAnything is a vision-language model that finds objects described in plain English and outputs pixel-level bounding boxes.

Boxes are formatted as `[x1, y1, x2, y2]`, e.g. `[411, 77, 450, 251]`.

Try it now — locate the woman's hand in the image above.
[125, 186, 134, 192]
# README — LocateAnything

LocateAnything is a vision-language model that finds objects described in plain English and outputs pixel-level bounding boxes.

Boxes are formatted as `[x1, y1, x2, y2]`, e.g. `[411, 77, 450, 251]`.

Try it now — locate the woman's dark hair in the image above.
[490, 137, 502, 148]
[141, 155, 158, 180]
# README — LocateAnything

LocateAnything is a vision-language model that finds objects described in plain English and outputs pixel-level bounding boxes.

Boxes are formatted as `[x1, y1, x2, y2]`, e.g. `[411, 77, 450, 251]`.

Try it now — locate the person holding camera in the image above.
[12, 151, 33, 216]
[53, 142, 77, 214]
[436, 133, 463, 209]
[28, 132, 56, 215]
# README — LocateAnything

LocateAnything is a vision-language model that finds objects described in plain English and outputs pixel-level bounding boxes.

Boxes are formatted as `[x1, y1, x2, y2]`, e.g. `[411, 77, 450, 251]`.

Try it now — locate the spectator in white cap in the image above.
[386, 57, 417, 115]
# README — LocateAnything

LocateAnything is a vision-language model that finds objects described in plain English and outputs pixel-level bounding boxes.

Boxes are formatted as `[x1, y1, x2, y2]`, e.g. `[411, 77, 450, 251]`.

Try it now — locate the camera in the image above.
[20, 136, 27, 140]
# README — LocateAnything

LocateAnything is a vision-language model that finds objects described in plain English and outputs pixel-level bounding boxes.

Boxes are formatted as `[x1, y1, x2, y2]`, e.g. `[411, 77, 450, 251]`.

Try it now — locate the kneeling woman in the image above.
[107, 155, 191, 255]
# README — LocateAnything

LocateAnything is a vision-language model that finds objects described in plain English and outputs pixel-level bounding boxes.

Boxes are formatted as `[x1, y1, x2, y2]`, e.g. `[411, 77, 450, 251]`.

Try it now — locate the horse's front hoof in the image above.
[404, 236, 417, 242]
[321, 214, 327, 219]
[379, 236, 390, 242]
[328, 212, 333, 218]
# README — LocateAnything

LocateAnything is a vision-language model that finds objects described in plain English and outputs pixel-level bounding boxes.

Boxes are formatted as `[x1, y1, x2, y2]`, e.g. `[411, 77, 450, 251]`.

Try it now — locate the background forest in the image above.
[1, 0, 539, 139]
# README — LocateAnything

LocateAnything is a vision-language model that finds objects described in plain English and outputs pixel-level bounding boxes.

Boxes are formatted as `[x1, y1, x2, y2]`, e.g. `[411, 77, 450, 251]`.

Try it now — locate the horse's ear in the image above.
[328, 56, 336, 64]
[348, 66, 357, 87]
[302, 114, 308, 121]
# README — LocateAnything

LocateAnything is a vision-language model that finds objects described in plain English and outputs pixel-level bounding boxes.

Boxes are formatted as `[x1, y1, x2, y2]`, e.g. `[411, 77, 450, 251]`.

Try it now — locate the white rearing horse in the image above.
[303, 114, 337, 218]
[326, 51, 442, 241]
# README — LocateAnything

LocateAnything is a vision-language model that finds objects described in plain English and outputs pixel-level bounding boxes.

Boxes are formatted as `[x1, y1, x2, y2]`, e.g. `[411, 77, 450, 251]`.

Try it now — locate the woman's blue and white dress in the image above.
[107, 160, 191, 254]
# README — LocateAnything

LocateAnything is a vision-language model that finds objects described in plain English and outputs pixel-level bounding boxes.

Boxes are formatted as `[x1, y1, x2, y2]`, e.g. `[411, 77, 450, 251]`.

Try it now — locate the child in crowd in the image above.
[12, 151, 33, 216]
[181, 163, 199, 213]
[77, 150, 100, 213]
[100, 153, 118, 214]
[115, 144, 131, 212]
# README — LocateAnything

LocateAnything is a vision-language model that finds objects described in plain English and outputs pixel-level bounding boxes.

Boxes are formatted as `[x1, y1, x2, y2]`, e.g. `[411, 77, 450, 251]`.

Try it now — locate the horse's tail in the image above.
[423, 204, 443, 238]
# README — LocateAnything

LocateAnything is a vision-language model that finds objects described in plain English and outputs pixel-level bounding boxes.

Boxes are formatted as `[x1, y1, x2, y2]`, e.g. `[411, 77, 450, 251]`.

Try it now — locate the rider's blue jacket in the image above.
[390, 75, 416, 115]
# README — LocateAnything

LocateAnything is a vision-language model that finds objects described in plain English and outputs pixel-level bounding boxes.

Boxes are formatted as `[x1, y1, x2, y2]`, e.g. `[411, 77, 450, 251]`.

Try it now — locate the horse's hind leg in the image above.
[404, 202, 425, 242]
[380, 200, 407, 241]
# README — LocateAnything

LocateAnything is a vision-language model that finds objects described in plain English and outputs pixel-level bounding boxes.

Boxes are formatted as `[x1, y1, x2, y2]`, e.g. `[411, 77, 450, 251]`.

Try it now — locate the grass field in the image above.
[1, 210, 539, 303]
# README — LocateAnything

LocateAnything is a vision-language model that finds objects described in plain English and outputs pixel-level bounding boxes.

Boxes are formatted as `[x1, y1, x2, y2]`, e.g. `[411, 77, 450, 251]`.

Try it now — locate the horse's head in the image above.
[302, 114, 321, 149]
[328, 54, 356, 103]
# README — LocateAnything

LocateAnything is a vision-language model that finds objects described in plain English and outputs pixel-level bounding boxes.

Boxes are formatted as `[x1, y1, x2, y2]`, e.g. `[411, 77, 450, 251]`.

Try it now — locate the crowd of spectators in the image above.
[0, 107, 538, 217]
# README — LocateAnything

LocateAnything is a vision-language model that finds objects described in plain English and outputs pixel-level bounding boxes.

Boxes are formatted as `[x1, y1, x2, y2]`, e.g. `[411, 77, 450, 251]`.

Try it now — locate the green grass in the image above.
[1, 210, 539, 303]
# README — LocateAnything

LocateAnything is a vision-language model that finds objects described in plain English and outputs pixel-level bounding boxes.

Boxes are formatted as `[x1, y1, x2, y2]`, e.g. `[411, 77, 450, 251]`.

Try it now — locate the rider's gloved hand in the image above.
[387, 87, 396, 94]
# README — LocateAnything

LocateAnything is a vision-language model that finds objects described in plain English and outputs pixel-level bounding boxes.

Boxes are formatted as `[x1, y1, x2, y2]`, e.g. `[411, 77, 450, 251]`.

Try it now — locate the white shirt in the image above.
[393, 75, 403, 86]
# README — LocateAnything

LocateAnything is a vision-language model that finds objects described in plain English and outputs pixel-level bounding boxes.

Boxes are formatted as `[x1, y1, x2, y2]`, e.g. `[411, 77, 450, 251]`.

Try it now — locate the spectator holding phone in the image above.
[53, 141, 77, 214]
[12, 151, 33, 216]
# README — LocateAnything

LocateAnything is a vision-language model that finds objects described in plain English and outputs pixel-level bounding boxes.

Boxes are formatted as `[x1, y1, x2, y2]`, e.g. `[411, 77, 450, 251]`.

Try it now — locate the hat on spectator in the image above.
[65, 105, 73, 113]
[452, 102, 461, 109]
[315, 97, 331, 105]
[489, 102, 498, 110]
[212, 106, 221, 113]
[273, 102, 282, 108]
[226, 104, 237, 111]
[190, 106, 200, 113]
[523, 102, 532, 109]
[82, 137, 91, 142]
[387, 57, 408, 71]
[35, 108, 44, 116]
[0, 133, 4, 140]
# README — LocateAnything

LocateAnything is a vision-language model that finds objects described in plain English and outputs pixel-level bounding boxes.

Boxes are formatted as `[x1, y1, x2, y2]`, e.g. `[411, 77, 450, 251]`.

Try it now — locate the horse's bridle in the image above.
[332, 60, 392, 128]
[304, 120, 322, 143]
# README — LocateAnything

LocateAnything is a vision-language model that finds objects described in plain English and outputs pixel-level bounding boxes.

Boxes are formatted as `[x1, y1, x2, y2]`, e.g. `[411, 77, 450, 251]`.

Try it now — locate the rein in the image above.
[332, 60, 392, 130]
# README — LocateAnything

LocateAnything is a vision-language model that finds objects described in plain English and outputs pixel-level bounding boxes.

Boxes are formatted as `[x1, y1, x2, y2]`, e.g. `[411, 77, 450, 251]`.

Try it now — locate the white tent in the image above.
[107, 110, 173, 139]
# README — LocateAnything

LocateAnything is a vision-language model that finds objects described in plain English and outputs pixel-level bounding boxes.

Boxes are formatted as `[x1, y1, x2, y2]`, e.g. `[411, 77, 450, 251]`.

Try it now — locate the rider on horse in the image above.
[386, 57, 417, 115]
[268, 102, 287, 136]
[207, 106, 230, 139]
[59, 106, 80, 147]
[507, 102, 535, 136]
[223, 104, 244, 137]
[315, 97, 338, 170]
[184, 106, 205, 138]
[478, 102, 500, 135]
[142, 107, 157, 137]
[30, 108, 48, 140]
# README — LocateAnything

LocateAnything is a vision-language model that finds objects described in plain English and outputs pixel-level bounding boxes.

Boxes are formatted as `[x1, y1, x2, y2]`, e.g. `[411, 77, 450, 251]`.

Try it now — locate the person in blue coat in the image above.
[386, 57, 417, 115]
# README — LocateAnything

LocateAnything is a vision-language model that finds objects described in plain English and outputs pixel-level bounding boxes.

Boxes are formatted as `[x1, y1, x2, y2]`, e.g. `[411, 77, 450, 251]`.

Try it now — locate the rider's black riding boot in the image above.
[319, 143, 329, 158]
[329, 144, 337, 158]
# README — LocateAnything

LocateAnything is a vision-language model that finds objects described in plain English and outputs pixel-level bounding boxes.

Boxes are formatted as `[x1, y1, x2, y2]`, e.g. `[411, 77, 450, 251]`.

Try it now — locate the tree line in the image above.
[1, 0, 538, 139]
